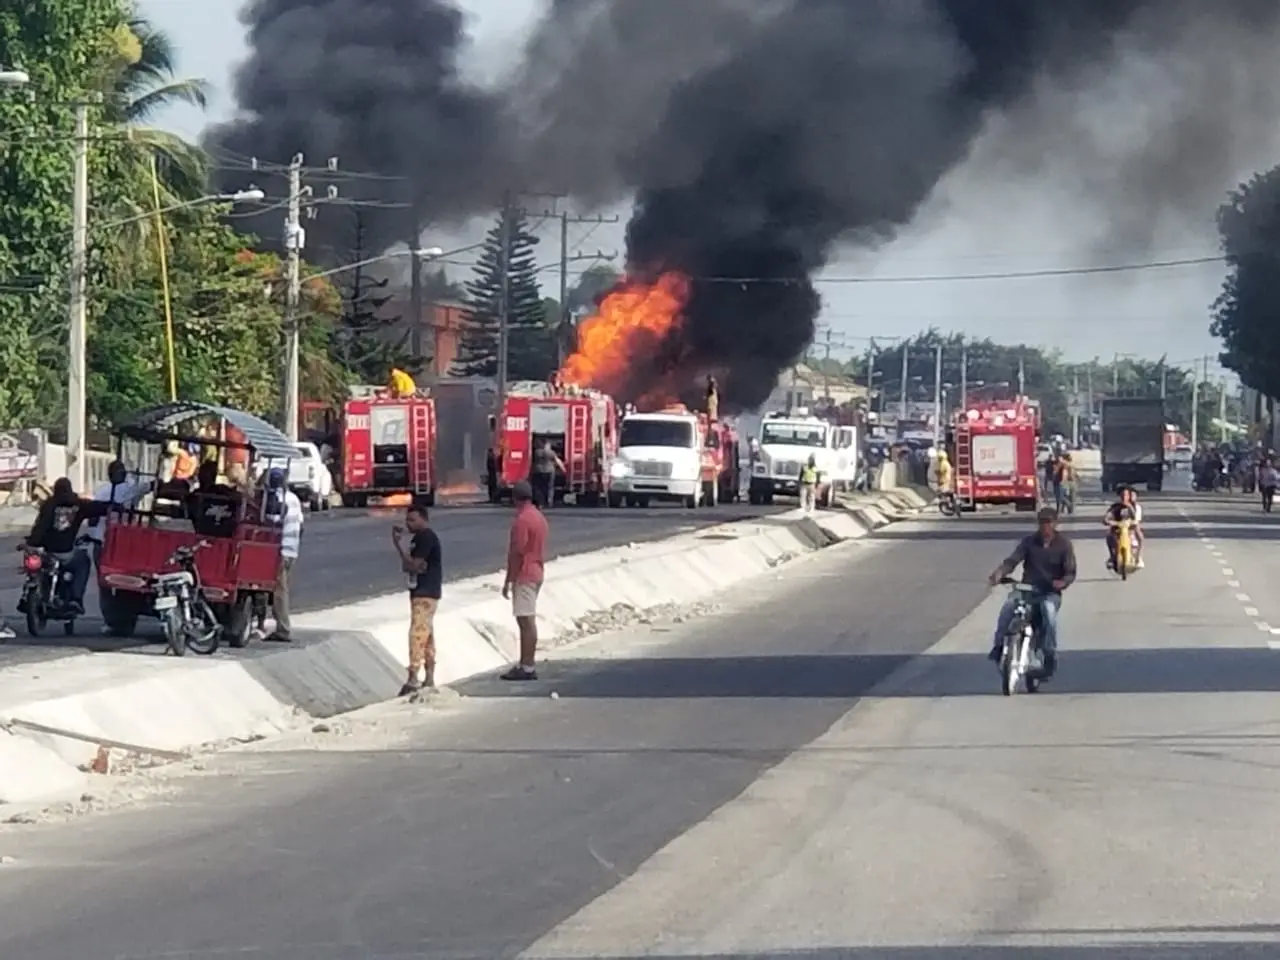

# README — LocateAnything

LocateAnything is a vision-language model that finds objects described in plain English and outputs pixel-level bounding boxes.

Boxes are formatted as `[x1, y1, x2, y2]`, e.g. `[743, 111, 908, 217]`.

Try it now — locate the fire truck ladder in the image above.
[568, 403, 589, 491]
[410, 403, 433, 494]
[954, 421, 976, 510]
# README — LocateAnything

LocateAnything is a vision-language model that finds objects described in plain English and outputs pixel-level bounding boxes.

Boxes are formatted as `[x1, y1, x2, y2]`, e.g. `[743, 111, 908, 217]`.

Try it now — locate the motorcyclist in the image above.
[1103, 486, 1138, 571]
[987, 506, 1076, 678]
[22, 477, 108, 615]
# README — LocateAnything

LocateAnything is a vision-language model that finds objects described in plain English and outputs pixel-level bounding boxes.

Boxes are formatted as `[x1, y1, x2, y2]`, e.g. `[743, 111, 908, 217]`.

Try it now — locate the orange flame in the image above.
[559, 272, 689, 401]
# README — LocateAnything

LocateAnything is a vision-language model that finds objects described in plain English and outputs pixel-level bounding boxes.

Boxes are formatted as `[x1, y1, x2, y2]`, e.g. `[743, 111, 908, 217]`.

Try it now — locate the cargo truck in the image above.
[1100, 397, 1165, 493]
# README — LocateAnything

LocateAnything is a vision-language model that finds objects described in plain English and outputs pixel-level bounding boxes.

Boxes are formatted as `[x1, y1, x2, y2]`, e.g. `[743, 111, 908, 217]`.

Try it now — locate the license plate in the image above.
[153, 596, 178, 611]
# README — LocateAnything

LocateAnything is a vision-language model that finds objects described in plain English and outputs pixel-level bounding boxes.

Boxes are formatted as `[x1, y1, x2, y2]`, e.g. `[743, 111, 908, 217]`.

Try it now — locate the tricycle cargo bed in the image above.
[98, 522, 281, 599]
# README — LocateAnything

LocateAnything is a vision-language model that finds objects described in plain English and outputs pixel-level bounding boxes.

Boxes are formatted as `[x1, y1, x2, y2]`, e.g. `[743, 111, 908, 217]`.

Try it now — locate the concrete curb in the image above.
[0, 490, 923, 807]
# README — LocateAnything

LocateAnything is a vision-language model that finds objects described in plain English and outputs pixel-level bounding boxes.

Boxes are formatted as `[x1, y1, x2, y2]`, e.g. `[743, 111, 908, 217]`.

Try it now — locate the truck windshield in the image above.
[620, 419, 694, 448]
[761, 423, 826, 447]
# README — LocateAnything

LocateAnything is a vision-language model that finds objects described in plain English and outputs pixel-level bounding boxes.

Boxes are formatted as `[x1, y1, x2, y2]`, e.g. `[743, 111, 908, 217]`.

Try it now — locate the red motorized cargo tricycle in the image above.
[96, 401, 296, 653]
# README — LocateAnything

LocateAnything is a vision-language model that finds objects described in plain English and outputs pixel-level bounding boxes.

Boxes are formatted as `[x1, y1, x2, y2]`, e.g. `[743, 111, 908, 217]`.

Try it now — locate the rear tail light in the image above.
[22, 553, 42, 573]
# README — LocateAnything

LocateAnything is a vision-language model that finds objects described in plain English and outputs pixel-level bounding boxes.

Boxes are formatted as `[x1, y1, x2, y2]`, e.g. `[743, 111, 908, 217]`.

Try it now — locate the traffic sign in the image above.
[1066, 394, 1085, 418]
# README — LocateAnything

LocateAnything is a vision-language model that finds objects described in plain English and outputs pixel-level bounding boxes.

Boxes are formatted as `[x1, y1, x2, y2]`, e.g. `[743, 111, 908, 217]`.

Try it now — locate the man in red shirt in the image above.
[502, 480, 548, 681]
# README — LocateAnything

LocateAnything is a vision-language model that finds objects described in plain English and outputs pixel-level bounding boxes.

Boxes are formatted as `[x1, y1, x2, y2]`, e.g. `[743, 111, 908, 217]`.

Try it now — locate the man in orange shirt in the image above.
[501, 480, 548, 681]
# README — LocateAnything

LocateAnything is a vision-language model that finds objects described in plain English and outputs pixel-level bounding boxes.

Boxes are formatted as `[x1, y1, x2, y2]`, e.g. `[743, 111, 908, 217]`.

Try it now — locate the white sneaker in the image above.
[1136, 557, 1145, 569]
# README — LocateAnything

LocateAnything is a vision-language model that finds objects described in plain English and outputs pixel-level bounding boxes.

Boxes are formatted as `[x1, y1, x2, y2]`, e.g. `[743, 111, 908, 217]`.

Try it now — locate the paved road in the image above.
[0, 500, 785, 665]
[4, 488, 1278, 958]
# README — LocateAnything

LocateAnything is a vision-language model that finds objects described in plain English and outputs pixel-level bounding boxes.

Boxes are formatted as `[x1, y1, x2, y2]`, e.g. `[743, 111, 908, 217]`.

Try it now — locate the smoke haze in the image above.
[211, 0, 1280, 408]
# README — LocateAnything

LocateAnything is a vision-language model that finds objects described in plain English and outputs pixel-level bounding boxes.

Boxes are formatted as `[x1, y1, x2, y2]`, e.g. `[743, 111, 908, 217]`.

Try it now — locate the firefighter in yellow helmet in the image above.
[388, 368, 416, 398]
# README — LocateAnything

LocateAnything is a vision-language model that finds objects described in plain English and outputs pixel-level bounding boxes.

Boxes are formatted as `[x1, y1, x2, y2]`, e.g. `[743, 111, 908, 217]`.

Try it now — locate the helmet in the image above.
[266, 467, 285, 488]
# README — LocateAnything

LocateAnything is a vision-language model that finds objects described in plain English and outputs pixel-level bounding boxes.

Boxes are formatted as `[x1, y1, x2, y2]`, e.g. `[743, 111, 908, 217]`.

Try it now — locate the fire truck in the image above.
[610, 404, 739, 507]
[950, 397, 1041, 512]
[493, 382, 618, 505]
[322, 385, 439, 508]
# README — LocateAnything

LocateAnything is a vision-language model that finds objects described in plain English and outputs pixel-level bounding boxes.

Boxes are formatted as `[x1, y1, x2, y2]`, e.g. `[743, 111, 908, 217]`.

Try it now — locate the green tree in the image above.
[452, 207, 552, 380]
[1211, 166, 1280, 398]
[0, 0, 134, 427]
[332, 210, 409, 383]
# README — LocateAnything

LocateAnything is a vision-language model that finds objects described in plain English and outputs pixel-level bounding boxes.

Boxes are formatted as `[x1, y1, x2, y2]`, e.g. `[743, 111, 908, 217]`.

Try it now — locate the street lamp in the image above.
[0, 68, 29, 88]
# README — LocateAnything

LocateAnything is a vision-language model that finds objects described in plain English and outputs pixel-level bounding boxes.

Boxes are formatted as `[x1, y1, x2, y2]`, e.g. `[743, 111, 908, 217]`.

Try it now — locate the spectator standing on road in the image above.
[1260, 457, 1278, 513]
[393, 504, 443, 694]
[263, 468, 302, 643]
[532, 440, 564, 509]
[502, 480, 548, 681]
[798, 455, 818, 514]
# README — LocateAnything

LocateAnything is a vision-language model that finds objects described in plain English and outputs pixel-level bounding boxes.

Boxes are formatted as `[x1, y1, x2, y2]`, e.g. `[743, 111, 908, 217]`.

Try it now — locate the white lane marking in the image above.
[1237, 593, 1253, 603]
[1267, 639, 1280, 650]
[1245, 607, 1260, 617]
[1228, 580, 1242, 588]
[1223, 567, 1235, 576]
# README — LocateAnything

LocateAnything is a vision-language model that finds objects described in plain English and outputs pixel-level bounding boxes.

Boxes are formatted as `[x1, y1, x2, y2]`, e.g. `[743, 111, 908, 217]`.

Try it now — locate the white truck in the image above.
[748, 411, 857, 506]
[257, 441, 334, 511]
[608, 409, 703, 508]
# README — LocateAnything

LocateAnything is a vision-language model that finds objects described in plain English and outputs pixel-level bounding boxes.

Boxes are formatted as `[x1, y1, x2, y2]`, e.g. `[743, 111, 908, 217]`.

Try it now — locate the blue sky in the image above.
[135, 0, 1245, 372]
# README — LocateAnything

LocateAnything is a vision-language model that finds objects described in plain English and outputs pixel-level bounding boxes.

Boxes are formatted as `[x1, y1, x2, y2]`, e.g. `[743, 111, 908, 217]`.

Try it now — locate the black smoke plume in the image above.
[215, 0, 1280, 409]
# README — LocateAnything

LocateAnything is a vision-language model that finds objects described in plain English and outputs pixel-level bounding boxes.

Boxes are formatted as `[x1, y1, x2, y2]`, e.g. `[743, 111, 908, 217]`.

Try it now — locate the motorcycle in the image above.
[151, 541, 221, 656]
[996, 577, 1045, 696]
[16, 543, 85, 637]
[1111, 518, 1138, 580]
[937, 491, 959, 516]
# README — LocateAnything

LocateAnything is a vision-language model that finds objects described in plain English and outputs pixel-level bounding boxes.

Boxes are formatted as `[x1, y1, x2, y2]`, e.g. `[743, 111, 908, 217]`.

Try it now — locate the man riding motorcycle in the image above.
[22, 477, 109, 615]
[1103, 486, 1141, 571]
[987, 506, 1077, 678]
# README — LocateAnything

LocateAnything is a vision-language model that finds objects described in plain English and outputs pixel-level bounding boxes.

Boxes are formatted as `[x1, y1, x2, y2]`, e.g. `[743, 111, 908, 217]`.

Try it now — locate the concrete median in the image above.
[0, 486, 930, 808]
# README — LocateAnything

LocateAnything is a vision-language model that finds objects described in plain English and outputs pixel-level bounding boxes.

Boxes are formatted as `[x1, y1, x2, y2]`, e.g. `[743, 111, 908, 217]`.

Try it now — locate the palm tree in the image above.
[108, 16, 211, 203]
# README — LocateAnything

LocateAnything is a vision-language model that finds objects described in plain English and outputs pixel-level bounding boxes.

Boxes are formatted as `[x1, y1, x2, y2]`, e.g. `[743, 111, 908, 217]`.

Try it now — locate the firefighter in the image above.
[388, 367, 416, 398]
[532, 440, 564, 509]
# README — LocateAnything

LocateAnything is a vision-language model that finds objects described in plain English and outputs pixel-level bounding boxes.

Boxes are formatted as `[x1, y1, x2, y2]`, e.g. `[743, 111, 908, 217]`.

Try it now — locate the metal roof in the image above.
[118, 402, 298, 460]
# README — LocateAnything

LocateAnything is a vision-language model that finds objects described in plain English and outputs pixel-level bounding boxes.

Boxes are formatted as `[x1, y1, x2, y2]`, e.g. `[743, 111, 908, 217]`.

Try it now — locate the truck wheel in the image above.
[607, 492, 623, 508]
[224, 596, 255, 649]
[684, 494, 698, 509]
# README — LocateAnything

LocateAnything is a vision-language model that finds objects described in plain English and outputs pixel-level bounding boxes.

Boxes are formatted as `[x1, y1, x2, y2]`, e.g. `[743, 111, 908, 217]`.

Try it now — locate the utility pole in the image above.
[1219, 377, 1228, 442]
[959, 344, 968, 412]
[1112, 353, 1120, 393]
[1071, 369, 1081, 448]
[1160, 365, 1167, 400]
[933, 344, 943, 445]
[66, 102, 89, 492]
[558, 212, 569, 366]
[409, 230, 425, 364]
[822, 328, 832, 403]
[1016, 352, 1025, 395]
[496, 190, 513, 414]
[282, 154, 304, 442]
[899, 344, 909, 421]
[864, 339, 876, 415]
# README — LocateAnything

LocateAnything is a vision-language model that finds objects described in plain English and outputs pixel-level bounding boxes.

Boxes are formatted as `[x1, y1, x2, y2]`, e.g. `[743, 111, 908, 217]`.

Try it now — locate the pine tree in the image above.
[332, 210, 411, 383]
[452, 206, 554, 380]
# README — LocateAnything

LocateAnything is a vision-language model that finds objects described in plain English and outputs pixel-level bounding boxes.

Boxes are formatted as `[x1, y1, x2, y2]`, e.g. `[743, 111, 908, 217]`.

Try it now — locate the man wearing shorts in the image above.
[502, 480, 548, 681]
[393, 504, 442, 694]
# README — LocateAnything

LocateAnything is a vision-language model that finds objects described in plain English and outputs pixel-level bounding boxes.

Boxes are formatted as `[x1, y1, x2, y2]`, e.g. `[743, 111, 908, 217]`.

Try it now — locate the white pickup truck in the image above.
[257, 441, 333, 511]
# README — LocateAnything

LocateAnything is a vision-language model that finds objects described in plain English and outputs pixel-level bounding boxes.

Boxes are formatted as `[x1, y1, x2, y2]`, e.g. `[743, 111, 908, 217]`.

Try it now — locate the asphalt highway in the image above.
[0, 499, 785, 665]
[6, 482, 1278, 957]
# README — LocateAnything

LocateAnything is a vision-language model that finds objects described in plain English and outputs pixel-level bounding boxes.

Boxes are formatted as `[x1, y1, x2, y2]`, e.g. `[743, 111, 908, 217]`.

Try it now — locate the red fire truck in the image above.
[951, 397, 1040, 512]
[493, 382, 618, 505]
[337, 386, 438, 507]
